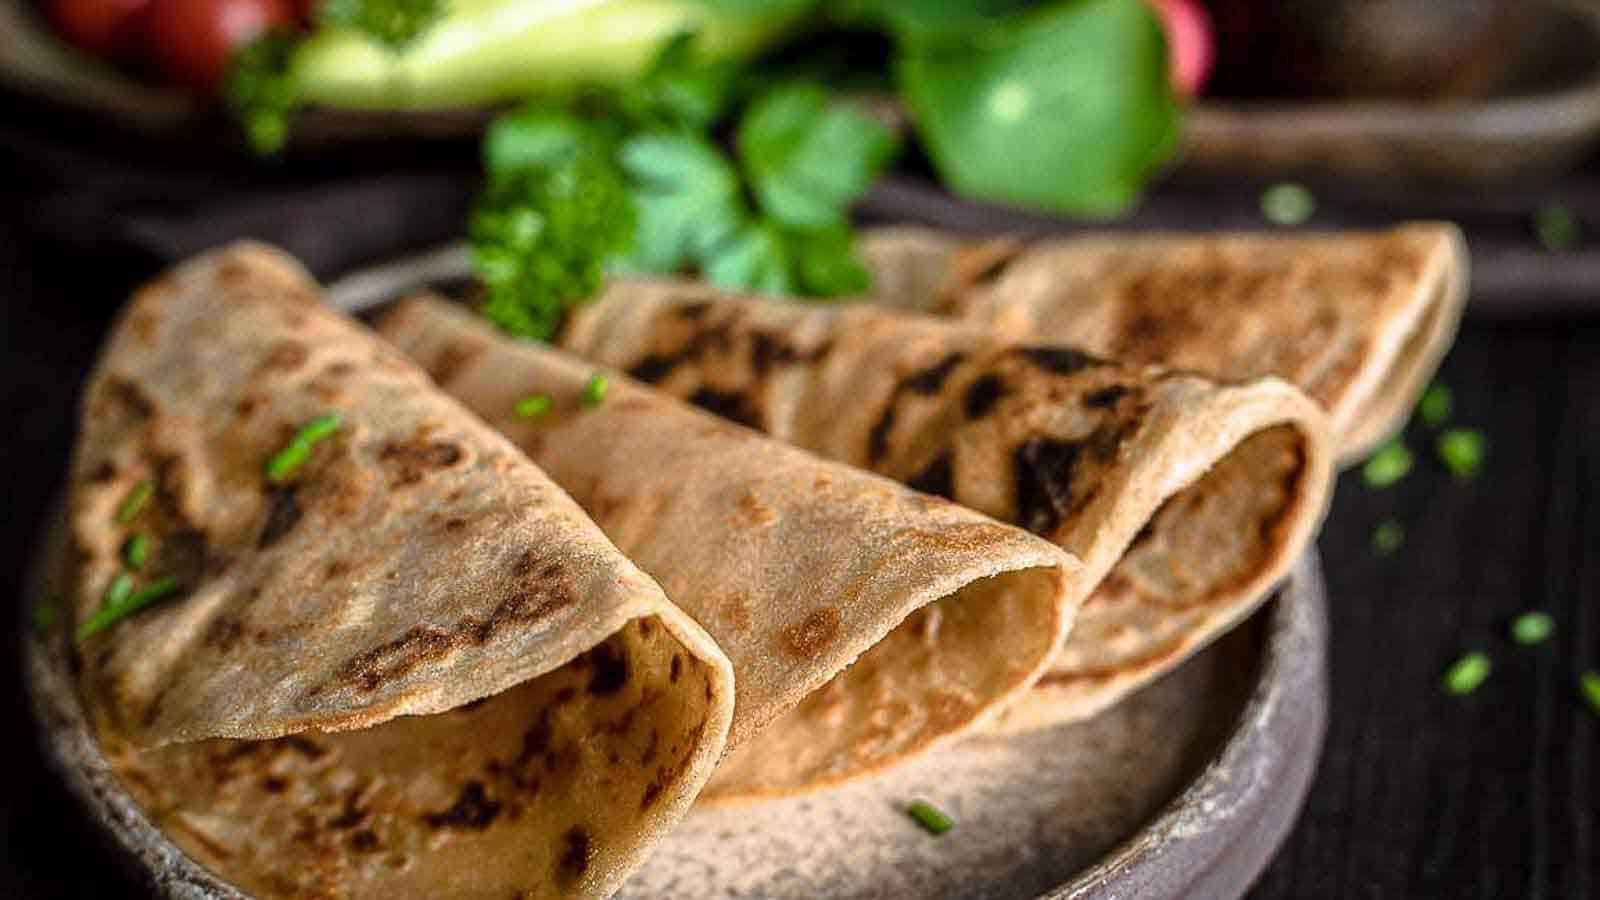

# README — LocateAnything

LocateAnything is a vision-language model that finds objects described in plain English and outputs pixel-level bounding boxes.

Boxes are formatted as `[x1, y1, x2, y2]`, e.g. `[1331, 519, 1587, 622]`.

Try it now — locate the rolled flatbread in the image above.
[379, 296, 1083, 798]
[68, 244, 734, 899]
[552, 282, 1334, 729]
[857, 223, 1468, 463]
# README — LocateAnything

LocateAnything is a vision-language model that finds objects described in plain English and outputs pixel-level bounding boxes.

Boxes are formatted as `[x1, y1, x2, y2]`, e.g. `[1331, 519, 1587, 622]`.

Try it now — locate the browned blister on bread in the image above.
[859, 223, 1468, 463]
[556, 283, 1333, 729]
[70, 244, 734, 899]
[381, 297, 1083, 798]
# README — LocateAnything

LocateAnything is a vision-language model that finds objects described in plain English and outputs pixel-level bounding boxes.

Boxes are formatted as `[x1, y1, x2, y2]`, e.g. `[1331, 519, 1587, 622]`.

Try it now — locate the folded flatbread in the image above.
[552, 282, 1334, 728]
[858, 223, 1468, 463]
[379, 296, 1083, 797]
[69, 244, 735, 899]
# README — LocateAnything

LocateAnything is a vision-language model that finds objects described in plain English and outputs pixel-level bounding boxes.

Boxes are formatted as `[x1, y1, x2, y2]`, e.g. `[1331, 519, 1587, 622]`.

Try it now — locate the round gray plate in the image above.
[24, 497, 1326, 900]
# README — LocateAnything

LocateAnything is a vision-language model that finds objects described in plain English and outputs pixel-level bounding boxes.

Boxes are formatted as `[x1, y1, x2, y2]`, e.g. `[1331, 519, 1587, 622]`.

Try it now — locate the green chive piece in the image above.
[1418, 383, 1453, 428]
[1443, 651, 1492, 696]
[265, 413, 342, 484]
[582, 374, 609, 407]
[115, 480, 153, 523]
[1363, 440, 1413, 488]
[1580, 672, 1600, 716]
[1534, 203, 1579, 251]
[1510, 611, 1554, 645]
[1372, 519, 1405, 556]
[1437, 428, 1486, 480]
[123, 533, 151, 570]
[1261, 183, 1315, 226]
[32, 596, 57, 636]
[76, 576, 182, 641]
[514, 394, 552, 419]
[102, 572, 134, 609]
[906, 799, 954, 835]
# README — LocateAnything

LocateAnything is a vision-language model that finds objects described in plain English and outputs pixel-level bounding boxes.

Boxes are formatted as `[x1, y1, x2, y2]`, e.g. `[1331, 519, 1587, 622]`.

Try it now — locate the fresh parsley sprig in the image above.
[473, 112, 637, 341]
[469, 32, 900, 338]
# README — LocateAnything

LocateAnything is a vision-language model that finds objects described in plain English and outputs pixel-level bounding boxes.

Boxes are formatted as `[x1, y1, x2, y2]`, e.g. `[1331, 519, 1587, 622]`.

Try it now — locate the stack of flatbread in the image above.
[49, 221, 1464, 898]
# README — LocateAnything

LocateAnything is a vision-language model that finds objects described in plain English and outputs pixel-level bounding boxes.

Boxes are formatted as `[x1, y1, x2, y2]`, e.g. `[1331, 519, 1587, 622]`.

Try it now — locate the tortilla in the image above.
[379, 296, 1083, 797]
[554, 281, 1333, 729]
[69, 243, 735, 898]
[857, 223, 1468, 463]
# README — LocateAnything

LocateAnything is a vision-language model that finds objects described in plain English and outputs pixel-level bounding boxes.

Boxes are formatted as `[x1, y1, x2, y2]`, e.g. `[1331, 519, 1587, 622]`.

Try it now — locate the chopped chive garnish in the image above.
[1443, 651, 1491, 696]
[1418, 383, 1453, 428]
[1437, 428, 1486, 480]
[1510, 611, 1554, 645]
[515, 393, 552, 419]
[1372, 519, 1405, 556]
[115, 480, 153, 523]
[1534, 203, 1579, 251]
[1362, 440, 1413, 489]
[32, 596, 56, 636]
[1580, 672, 1600, 716]
[265, 413, 342, 484]
[103, 572, 133, 609]
[906, 799, 954, 835]
[582, 374, 609, 407]
[76, 576, 182, 641]
[1261, 183, 1315, 226]
[123, 534, 151, 570]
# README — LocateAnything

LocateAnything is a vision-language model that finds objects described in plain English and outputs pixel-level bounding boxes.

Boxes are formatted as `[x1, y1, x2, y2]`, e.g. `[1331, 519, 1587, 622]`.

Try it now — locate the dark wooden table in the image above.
[2, 105, 1596, 898]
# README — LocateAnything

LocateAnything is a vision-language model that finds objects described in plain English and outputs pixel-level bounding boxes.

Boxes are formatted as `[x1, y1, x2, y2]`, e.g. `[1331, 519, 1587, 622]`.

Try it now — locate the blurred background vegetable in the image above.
[39, 0, 1203, 218]
[34, 0, 1213, 322]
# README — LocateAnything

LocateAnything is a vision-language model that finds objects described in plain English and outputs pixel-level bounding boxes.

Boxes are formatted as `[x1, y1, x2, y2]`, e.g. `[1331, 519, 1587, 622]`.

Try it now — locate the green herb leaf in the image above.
[115, 480, 154, 523]
[1442, 651, 1491, 696]
[618, 132, 746, 275]
[1417, 382, 1453, 428]
[227, 32, 302, 155]
[841, 0, 1037, 37]
[1362, 441, 1413, 489]
[1580, 671, 1600, 716]
[32, 596, 57, 636]
[1261, 183, 1315, 226]
[906, 799, 954, 834]
[265, 413, 343, 484]
[123, 534, 152, 570]
[483, 109, 590, 176]
[1534, 203, 1580, 251]
[703, 221, 797, 296]
[896, 0, 1180, 216]
[474, 118, 637, 341]
[1510, 611, 1554, 645]
[1371, 519, 1405, 556]
[582, 373, 609, 407]
[319, 0, 445, 50]
[737, 82, 898, 230]
[77, 577, 183, 642]
[102, 572, 134, 609]
[515, 394, 552, 419]
[620, 31, 742, 132]
[1437, 428, 1486, 480]
[789, 226, 871, 296]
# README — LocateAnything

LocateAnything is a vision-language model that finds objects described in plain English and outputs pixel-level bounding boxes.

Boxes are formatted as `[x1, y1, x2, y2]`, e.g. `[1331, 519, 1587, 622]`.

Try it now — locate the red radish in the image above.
[46, 0, 151, 56]
[1147, 0, 1215, 97]
[141, 0, 294, 89]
